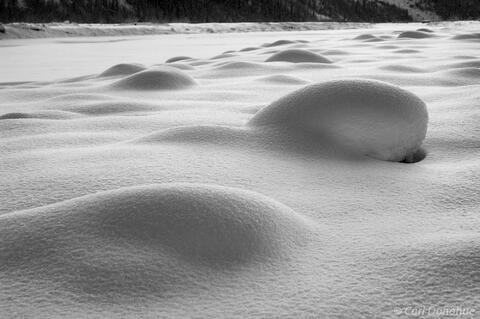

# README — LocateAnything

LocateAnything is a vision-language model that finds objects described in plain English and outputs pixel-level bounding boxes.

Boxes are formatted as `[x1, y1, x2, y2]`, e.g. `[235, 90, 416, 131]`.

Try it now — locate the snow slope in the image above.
[1, 22, 480, 318]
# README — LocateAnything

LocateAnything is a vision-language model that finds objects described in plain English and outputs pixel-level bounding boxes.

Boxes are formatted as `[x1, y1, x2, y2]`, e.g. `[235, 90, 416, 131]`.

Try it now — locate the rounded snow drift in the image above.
[110, 67, 196, 90]
[0, 110, 79, 120]
[99, 63, 146, 77]
[0, 184, 312, 270]
[165, 56, 192, 63]
[416, 28, 434, 33]
[257, 74, 309, 85]
[134, 125, 253, 145]
[249, 79, 428, 162]
[452, 32, 480, 40]
[398, 31, 434, 39]
[265, 49, 332, 64]
[354, 34, 383, 42]
[354, 34, 377, 40]
[263, 39, 297, 47]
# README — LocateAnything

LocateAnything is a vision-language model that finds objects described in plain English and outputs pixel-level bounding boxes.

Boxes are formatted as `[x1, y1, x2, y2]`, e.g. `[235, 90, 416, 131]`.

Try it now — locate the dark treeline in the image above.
[0, 0, 412, 23]
[416, 0, 480, 20]
[315, 0, 411, 22]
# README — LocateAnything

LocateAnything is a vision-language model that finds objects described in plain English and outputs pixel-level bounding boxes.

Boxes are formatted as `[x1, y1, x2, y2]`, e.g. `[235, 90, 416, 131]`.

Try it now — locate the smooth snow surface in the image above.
[1, 22, 480, 318]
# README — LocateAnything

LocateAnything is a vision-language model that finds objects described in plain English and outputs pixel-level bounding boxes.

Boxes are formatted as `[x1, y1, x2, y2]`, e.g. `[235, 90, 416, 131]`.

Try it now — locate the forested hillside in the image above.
[415, 0, 480, 20]
[0, 0, 412, 23]
[385, 0, 480, 21]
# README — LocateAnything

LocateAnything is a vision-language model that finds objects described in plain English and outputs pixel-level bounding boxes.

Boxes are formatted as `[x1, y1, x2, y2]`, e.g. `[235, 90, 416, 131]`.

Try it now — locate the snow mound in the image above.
[165, 56, 192, 63]
[211, 52, 237, 60]
[201, 61, 280, 78]
[393, 49, 421, 54]
[249, 79, 428, 162]
[131, 125, 323, 154]
[42, 93, 114, 105]
[265, 49, 332, 64]
[452, 32, 480, 40]
[164, 63, 195, 70]
[214, 61, 263, 70]
[379, 64, 426, 73]
[0, 185, 312, 279]
[447, 60, 480, 69]
[110, 67, 196, 90]
[354, 34, 378, 40]
[321, 49, 349, 55]
[257, 74, 309, 85]
[61, 100, 161, 115]
[239, 46, 258, 52]
[263, 40, 297, 47]
[0, 110, 80, 120]
[376, 45, 400, 49]
[416, 28, 434, 33]
[353, 34, 383, 42]
[439, 68, 480, 82]
[398, 31, 434, 39]
[133, 125, 253, 145]
[99, 63, 146, 77]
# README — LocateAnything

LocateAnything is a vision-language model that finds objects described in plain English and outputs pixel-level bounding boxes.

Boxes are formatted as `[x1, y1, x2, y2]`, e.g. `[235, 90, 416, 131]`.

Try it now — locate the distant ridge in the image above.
[1, 1, 479, 25]
[384, 0, 480, 21]
[1, 0, 411, 23]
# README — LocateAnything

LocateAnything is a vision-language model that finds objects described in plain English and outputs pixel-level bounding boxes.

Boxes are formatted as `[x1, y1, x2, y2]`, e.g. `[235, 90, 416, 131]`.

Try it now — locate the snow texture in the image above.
[0, 21, 480, 319]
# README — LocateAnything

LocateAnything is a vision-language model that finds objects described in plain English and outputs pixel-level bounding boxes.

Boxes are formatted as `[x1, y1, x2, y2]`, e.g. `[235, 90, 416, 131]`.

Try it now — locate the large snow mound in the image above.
[249, 79, 428, 162]
[0, 183, 312, 266]
[265, 49, 332, 63]
[110, 67, 196, 90]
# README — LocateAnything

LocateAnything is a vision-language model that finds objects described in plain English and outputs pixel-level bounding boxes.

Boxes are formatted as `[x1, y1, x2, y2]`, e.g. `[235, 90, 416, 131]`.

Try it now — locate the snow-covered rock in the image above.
[249, 79, 428, 162]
